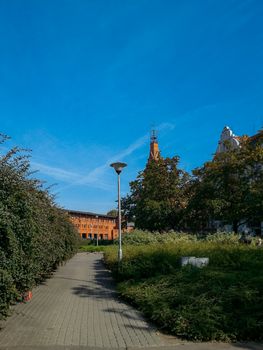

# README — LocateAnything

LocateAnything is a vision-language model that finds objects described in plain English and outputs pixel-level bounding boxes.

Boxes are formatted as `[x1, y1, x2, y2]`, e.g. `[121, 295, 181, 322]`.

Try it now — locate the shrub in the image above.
[0, 135, 78, 319]
[0, 269, 17, 317]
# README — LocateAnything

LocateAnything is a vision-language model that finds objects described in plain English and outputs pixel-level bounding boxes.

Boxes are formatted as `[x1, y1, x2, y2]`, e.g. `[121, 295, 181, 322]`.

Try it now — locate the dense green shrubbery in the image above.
[105, 233, 263, 341]
[0, 135, 78, 319]
[120, 230, 241, 246]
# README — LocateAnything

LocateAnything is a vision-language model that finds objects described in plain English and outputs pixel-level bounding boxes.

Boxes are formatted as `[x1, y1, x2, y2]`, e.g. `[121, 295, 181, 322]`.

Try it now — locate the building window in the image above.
[104, 234, 108, 240]
[82, 233, 87, 239]
[88, 233, 92, 240]
[99, 234, 103, 240]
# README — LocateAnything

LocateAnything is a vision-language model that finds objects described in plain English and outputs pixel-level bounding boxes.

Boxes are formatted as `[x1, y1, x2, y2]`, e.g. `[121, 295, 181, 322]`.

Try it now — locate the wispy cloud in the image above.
[31, 161, 112, 191]
[61, 122, 175, 189]
[31, 162, 80, 182]
[58, 131, 151, 191]
[31, 122, 175, 192]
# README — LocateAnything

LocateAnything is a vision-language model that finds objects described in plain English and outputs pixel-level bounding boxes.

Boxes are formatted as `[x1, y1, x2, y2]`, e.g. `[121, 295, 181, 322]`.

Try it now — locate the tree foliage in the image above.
[0, 134, 78, 318]
[186, 134, 263, 232]
[106, 209, 118, 217]
[123, 131, 262, 233]
[122, 157, 190, 231]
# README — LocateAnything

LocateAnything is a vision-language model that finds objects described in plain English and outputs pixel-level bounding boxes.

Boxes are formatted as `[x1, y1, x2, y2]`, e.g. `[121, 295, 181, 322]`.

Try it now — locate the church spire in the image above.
[148, 129, 160, 162]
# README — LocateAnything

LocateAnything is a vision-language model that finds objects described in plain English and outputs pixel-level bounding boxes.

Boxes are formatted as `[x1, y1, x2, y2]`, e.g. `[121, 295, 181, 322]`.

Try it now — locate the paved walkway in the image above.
[0, 253, 167, 348]
[0, 253, 262, 350]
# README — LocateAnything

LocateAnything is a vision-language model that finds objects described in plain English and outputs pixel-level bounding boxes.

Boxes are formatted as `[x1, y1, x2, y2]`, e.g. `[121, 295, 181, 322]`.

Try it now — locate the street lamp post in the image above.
[110, 162, 127, 265]
[95, 215, 99, 246]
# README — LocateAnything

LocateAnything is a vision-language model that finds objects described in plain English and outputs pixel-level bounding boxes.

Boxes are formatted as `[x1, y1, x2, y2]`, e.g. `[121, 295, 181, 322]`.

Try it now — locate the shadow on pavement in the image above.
[102, 307, 144, 322]
[231, 343, 263, 350]
[70, 255, 151, 326]
[71, 256, 118, 299]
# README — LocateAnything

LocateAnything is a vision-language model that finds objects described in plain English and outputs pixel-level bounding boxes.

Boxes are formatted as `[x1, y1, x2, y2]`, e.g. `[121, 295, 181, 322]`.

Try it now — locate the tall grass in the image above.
[104, 232, 263, 341]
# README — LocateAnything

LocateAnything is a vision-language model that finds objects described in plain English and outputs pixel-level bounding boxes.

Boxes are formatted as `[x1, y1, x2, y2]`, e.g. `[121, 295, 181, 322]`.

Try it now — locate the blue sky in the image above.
[0, 0, 262, 213]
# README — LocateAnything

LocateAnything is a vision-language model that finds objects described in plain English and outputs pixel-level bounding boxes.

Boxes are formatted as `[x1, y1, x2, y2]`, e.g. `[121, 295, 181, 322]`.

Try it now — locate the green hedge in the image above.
[0, 135, 79, 319]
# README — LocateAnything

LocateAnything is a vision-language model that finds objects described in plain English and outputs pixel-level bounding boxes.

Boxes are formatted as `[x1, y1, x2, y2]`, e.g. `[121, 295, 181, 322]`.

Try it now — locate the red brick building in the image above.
[67, 210, 118, 240]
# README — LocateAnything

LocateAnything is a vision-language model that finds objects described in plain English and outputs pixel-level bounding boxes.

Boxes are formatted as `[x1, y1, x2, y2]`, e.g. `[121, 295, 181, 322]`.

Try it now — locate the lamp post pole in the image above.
[117, 172, 122, 262]
[110, 162, 127, 266]
[96, 215, 99, 246]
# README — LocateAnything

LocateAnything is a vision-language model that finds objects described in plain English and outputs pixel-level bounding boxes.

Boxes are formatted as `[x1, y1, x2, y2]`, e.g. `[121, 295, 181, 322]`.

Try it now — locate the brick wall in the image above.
[67, 210, 118, 240]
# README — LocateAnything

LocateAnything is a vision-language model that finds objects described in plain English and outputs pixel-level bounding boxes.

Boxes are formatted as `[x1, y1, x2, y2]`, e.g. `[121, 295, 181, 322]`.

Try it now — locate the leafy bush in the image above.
[104, 240, 263, 341]
[0, 269, 17, 318]
[0, 135, 78, 319]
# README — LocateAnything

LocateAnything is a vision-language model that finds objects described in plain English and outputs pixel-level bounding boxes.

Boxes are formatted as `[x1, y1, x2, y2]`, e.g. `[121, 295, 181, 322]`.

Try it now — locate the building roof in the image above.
[249, 129, 263, 145]
[127, 222, 135, 227]
[65, 209, 117, 220]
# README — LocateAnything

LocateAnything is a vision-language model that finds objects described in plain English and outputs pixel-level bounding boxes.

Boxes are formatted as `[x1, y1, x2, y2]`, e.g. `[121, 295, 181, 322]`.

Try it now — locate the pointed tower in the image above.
[148, 130, 160, 162]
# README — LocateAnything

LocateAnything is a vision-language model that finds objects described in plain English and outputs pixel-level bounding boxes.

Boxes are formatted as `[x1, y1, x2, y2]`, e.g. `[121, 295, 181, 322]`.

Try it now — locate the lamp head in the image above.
[110, 162, 127, 174]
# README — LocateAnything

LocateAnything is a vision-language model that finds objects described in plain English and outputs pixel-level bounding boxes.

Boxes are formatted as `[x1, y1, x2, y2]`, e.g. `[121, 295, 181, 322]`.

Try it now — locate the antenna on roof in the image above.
[151, 129, 158, 143]
[150, 123, 158, 143]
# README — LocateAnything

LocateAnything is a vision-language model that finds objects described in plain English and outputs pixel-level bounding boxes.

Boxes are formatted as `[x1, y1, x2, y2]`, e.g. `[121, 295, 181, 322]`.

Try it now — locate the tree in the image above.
[186, 132, 263, 232]
[122, 156, 190, 231]
[106, 209, 118, 217]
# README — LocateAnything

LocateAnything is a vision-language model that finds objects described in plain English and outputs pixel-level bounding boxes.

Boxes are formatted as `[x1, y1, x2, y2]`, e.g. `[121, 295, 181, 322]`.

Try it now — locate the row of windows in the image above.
[75, 224, 110, 229]
[71, 216, 115, 224]
[81, 233, 109, 240]
[80, 224, 109, 229]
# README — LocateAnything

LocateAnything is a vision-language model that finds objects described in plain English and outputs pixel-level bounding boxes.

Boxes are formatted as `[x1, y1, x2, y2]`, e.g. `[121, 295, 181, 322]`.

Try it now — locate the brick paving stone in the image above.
[0, 253, 165, 348]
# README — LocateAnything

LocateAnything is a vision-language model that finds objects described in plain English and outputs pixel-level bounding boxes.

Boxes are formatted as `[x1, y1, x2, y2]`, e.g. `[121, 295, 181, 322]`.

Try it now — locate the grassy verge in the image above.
[78, 239, 113, 253]
[104, 239, 263, 341]
[78, 245, 107, 252]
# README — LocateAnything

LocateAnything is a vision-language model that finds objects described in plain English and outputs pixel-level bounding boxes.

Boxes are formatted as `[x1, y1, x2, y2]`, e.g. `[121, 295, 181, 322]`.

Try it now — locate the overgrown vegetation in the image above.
[0, 134, 78, 319]
[119, 229, 244, 245]
[105, 231, 263, 341]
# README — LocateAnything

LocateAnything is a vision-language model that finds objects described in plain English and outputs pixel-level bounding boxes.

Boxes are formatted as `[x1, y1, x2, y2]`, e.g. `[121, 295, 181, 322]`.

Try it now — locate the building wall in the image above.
[68, 210, 118, 240]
